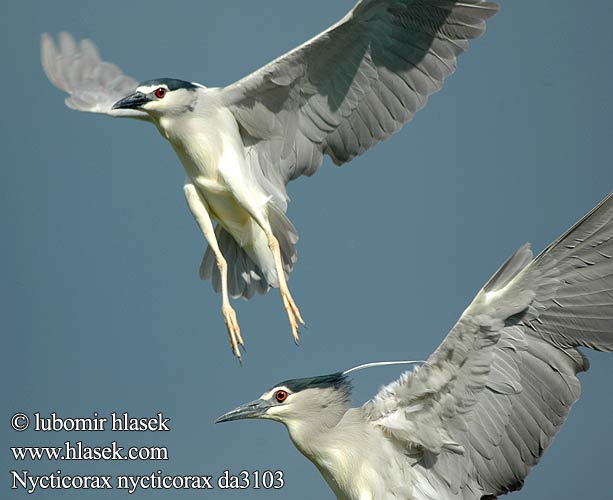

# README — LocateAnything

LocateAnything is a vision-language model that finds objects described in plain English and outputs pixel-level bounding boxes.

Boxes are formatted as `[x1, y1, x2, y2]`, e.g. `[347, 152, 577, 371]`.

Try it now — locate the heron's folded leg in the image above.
[231, 194, 305, 343]
[267, 233, 305, 343]
[183, 183, 244, 359]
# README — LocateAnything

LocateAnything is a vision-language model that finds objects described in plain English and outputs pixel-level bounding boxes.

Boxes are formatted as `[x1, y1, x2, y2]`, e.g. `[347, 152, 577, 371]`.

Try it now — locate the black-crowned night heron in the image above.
[217, 193, 613, 499]
[41, 0, 498, 358]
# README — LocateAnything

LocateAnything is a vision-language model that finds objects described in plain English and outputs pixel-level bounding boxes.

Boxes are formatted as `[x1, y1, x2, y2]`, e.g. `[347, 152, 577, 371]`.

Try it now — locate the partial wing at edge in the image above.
[41, 32, 150, 120]
[363, 193, 613, 499]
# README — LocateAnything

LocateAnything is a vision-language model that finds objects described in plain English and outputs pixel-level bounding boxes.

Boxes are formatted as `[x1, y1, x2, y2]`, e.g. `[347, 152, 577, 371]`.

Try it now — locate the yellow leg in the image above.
[230, 194, 305, 344]
[268, 234, 305, 343]
[184, 183, 244, 359]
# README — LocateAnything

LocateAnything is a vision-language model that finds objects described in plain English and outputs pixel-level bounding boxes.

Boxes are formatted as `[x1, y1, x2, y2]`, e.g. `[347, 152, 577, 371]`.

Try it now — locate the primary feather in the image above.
[40, 32, 148, 120]
[223, 0, 499, 209]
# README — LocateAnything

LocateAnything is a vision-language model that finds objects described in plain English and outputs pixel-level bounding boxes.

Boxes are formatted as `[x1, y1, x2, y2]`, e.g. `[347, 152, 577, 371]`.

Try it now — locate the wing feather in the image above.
[222, 0, 498, 205]
[41, 32, 149, 120]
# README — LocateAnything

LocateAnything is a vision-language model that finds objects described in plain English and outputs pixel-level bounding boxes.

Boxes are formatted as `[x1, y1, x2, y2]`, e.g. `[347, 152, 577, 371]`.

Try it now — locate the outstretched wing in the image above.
[222, 0, 498, 208]
[41, 32, 149, 120]
[364, 193, 613, 499]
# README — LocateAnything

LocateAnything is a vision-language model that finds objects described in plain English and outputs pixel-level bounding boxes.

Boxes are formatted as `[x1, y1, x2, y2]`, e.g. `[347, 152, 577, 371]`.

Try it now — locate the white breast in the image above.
[161, 102, 269, 207]
[288, 410, 422, 500]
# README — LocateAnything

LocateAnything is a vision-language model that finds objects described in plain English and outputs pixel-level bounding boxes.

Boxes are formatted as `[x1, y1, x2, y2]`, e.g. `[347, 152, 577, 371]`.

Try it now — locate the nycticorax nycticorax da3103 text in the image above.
[41, 0, 499, 358]
[217, 193, 613, 499]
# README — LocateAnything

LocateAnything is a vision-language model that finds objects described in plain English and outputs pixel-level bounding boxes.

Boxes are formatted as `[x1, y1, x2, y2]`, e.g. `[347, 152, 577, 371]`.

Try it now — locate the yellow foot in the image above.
[222, 305, 244, 360]
[281, 287, 305, 344]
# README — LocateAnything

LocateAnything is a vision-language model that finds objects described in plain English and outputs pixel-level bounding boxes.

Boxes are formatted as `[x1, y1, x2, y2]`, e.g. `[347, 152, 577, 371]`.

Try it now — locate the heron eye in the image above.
[274, 390, 288, 403]
[154, 87, 167, 99]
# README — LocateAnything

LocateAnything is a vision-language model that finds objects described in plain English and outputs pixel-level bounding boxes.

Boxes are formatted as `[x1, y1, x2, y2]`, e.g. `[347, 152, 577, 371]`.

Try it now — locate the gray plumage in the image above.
[40, 32, 148, 120]
[217, 193, 613, 499]
[224, 0, 500, 211]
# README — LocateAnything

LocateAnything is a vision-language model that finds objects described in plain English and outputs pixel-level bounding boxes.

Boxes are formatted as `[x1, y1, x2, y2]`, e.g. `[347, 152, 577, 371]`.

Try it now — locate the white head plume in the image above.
[343, 360, 427, 375]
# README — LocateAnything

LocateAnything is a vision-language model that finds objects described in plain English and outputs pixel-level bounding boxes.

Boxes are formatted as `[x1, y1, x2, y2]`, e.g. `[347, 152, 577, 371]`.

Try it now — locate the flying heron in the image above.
[217, 193, 613, 499]
[41, 0, 498, 358]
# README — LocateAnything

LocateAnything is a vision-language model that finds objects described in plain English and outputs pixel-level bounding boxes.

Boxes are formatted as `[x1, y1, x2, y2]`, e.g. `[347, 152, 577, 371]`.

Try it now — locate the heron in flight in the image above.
[41, 0, 498, 358]
[217, 193, 613, 499]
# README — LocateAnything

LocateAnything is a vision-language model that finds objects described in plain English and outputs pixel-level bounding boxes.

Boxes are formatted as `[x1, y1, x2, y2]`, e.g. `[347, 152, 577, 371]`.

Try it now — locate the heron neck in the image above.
[284, 401, 350, 459]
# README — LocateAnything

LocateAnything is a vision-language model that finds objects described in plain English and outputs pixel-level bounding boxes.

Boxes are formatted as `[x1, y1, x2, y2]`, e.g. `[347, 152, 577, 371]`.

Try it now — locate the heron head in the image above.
[215, 372, 352, 427]
[112, 78, 203, 116]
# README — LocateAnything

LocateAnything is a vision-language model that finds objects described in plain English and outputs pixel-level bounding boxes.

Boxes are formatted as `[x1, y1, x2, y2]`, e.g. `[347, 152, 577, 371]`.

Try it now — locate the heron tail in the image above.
[200, 226, 270, 300]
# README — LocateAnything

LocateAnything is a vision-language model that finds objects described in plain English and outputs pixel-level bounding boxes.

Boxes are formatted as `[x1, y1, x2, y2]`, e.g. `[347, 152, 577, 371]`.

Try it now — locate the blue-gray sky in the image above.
[2, 1, 612, 499]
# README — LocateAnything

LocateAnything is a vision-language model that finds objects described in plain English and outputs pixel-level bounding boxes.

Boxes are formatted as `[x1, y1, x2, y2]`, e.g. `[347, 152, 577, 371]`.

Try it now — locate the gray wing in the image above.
[41, 32, 149, 120]
[364, 193, 613, 499]
[222, 0, 498, 208]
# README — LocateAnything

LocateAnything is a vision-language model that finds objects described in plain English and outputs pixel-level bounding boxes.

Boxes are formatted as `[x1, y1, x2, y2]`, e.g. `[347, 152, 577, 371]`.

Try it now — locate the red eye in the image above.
[274, 390, 288, 403]
[154, 87, 167, 99]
